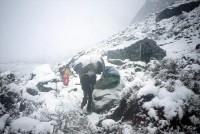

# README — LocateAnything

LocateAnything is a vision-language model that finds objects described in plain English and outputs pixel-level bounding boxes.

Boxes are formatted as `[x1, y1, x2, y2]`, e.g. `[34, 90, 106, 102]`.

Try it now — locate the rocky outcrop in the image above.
[26, 64, 57, 93]
[131, 0, 178, 24]
[93, 88, 120, 113]
[26, 88, 38, 96]
[107, 59, 124, 66]
[37, 80, 56, 92]
[196, 44, 200, 50]
[108, 38, 166, 63]
[0, 72, 20, 115]
[156, 1, 200, 22]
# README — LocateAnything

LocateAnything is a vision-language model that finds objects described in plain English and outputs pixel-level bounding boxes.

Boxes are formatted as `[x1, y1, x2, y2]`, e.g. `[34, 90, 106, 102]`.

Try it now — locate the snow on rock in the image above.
[0, 114, 9, 130]
[10, 117, 53, 133]
[102, 119, 118, 131]
[43, 82, 57, 90]
[147, 125, 157, 134]
[0, 103, 6, 115]
[189, 115, 200, 125]
[141, 80, 194, 120]
[87, 113, 100, 125]
[184, 64, 200, 71]
[0, 71, 12, 77]
[121, 123, 134, 134]
[32, 64, 56, 83]
[148, 108, 159, 121]
[93, 86, 121, 113]
[25, 64, 57, 94]
[137, 79, 159, 98]
[134, 61, 147, 67]
[7, 83, 21, 94]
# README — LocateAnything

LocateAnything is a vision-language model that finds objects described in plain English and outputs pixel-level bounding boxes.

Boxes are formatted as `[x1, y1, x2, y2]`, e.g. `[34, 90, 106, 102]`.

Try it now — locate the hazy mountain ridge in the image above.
[80, 0, 199, 60]
[131, 0, 179, 24]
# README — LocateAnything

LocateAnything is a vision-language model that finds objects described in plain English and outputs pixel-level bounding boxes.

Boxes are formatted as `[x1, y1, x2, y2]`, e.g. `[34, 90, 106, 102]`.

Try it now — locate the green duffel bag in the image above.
[95, 66, 120, 89]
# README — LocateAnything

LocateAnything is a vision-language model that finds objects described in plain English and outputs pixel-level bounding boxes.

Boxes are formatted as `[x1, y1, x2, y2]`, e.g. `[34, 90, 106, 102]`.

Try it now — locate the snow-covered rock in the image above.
[0, 114, 9, 131]
[26, 64, 56, 94]
[10, 117, 53, 133]
[102, 119, 118, 132]
[93, 88, 120, 113]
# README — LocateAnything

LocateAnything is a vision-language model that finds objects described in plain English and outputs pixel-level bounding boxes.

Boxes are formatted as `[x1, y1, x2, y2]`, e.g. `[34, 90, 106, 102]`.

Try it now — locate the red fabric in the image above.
[63, 76, 69, 86]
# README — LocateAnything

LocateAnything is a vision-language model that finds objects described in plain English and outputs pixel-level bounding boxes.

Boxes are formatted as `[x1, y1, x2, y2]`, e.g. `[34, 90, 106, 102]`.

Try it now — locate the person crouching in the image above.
[80, 71, 96, 112]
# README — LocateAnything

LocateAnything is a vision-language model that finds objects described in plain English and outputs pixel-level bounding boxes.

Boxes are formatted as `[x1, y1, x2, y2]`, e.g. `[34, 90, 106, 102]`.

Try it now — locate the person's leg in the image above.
[87, 84, 93, 112]
[63, 76, 67, 86]
[81, 89, 88, 109]
[87, 74, 96, 111]
[80, 74, 90, 109]
[65, 76, 69, 86]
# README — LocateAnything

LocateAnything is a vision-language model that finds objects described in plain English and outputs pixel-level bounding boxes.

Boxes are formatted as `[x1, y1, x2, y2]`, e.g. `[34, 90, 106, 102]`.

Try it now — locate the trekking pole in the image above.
[56, 78, 57, 97]
[55, 75, 59, 98]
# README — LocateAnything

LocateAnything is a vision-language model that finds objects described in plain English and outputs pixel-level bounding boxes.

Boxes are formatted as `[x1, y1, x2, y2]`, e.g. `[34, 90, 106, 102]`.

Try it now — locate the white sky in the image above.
[0, 0, 145, 63]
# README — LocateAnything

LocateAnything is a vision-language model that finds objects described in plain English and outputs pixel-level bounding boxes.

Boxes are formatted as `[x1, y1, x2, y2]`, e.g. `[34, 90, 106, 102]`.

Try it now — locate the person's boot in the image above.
[87, 105, 92, 113]
[87, 92, 93, 112]
[81, 97, 87, 109]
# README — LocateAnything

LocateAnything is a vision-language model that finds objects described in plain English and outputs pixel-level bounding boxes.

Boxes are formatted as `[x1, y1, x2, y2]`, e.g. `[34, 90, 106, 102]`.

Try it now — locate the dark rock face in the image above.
[93, 98, 115, 113]
[0, 88, 19, 112]
[156, 1, 200, 22]
[108, 38, 166, 63]
[109, 98, 127, 121]
[196, 44, 200, 50]
[0, 93, 16, 111]
[108, 59, 124, 66]
[37, 81, 55, 92]
[26, 88, 38, 96]
[109, 94, 155, 122]
[131, 0, 177, 24]
[93, 88, 120, 113]
[19, 101, 26, 112]
[0, 73, 16, 85]
[7, 73, 15, 82]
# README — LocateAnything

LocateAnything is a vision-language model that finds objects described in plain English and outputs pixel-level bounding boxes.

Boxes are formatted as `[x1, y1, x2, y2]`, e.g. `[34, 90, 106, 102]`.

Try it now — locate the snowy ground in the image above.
[0, 62, 41, 79]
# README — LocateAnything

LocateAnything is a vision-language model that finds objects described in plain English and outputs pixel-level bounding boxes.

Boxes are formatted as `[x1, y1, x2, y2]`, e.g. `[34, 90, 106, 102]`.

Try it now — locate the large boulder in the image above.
[26, 64, 56, 93]
[26, 88, 38, 96]
[93, 88, 120, 113]
[0, 71, 15, 85]
[107, 59, 124, 66]
[36, 80, 56, 92]
[131, 0, 178, 24]
[108, 38, 166, 63]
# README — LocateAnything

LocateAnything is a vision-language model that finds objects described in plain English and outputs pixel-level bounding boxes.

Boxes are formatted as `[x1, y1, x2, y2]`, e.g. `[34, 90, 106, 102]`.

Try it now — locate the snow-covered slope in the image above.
[82, 0, 199, 60]
[0, 0, 200, 133]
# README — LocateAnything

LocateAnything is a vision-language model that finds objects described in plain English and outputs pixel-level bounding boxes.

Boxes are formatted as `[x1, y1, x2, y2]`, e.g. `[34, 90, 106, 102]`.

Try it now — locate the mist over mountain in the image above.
[131, 0, 178, 24]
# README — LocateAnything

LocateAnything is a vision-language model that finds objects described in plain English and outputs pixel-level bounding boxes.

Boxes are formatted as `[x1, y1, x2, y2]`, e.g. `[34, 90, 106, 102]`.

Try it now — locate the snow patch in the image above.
[102, 119, 117, 131]
[0, 114, 9, 130]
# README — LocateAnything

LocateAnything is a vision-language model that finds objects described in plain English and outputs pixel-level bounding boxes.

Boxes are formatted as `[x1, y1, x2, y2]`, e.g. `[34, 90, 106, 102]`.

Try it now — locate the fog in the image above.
[0, 0, 145, 63]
